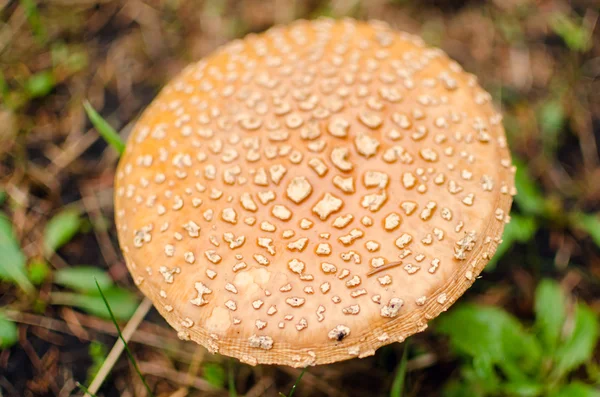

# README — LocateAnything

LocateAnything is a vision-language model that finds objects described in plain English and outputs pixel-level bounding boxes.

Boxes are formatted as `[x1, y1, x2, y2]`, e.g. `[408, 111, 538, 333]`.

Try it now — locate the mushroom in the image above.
[114, 18, 515, 367]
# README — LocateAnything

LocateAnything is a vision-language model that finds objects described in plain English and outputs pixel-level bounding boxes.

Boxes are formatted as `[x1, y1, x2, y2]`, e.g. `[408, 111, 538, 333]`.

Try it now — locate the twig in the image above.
[60, 306, 91, 341]
[280, 367, 347, 397]
[137, 361, 217, 392]
[367, 261, 403, 277]
[19, 326, 60, 395]
[84, 297, 153, 397]
[79, 184, 120, 267]
[244, 376, 274, 397]
[48, 129, 99, 176]
[406, 352, 438, 372]
[2, 309, 195, 361]
[77, 382, 99, 397]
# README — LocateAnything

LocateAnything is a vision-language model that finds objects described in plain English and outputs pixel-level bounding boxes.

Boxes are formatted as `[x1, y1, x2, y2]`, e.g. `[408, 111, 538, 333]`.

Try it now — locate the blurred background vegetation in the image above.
[0, 0, 599, 396]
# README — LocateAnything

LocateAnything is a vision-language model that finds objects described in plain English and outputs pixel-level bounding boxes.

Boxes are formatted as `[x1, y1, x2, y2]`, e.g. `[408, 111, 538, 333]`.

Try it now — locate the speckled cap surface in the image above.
[114, 18, 515, 367]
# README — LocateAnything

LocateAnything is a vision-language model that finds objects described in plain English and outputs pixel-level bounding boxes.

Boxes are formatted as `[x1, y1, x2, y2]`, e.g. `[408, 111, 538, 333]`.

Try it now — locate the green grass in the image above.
[390, 341, 410, 397]
[93, 279, 153, 396]
[229, 358, 238, 397]
[279, 367, 307, 397]
[83, 101, 126, 155]
[76, 382, 99, 397]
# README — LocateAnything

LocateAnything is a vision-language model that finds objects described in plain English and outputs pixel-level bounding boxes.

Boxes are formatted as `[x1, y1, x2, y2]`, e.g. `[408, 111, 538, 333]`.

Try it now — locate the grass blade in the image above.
[279, 367, 307, 397]
[19, 0, 47, 43]
[83, 101, 125, 155]
[76, 382, 99, 397]
[390, 341, 410, 397]
[228, 358, 237, 397]
[94, 279, 153, 396]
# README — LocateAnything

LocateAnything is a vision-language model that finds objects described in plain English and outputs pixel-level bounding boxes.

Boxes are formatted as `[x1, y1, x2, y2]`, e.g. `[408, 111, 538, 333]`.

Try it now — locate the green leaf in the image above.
[549, 382, 600, 397]
[54, 266, 113, 293]
[0, 312, 18, 348]
[25, 70, 56, 99]
[553, 304, 599, 379]
[550, 13, 592, 52]
[503, 381, 545, 397]
[83, 101, 125, 155]
[509, 215, 539, 242]
[390, 341, 410, 397]
[44, 209, 81, 255]
[471, 356, 502, 394]
[514, 160, 548, 216]
[203, 363, 226, 388]
[443, 379, 483, 397]
[436, 304, 542, 377]
[486, 214, 537, 270]
[51, 287, 139, 321]
[0, 212, 35, 294]
[571, 213, 600, 248]
[27, 259, 50, 285]
[78, 287, 139, 320]
[442, 360, 501, 396]
[535, 279, 567, 352]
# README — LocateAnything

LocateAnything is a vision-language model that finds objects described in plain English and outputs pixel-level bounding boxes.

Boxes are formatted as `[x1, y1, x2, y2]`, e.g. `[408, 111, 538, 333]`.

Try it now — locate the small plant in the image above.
[550, 12, 594, 52]
[436, 279, 599, 397]
[87, 342, 108, 385]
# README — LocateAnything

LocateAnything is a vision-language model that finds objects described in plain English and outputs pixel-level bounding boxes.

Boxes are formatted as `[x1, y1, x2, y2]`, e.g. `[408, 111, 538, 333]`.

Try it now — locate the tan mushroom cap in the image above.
[114, 18, 515, 367]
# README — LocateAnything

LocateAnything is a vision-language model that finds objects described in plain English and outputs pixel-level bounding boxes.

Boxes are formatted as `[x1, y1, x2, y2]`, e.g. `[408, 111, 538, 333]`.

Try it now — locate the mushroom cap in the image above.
[114, 18, 515, 367]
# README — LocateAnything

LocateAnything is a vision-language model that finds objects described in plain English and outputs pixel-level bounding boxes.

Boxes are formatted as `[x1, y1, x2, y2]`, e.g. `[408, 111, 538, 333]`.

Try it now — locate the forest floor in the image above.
[1, 0, 599, 396]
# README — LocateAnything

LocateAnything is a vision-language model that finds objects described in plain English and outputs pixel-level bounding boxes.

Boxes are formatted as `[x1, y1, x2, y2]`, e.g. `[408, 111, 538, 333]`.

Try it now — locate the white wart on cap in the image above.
[114, 18, 515, 367]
